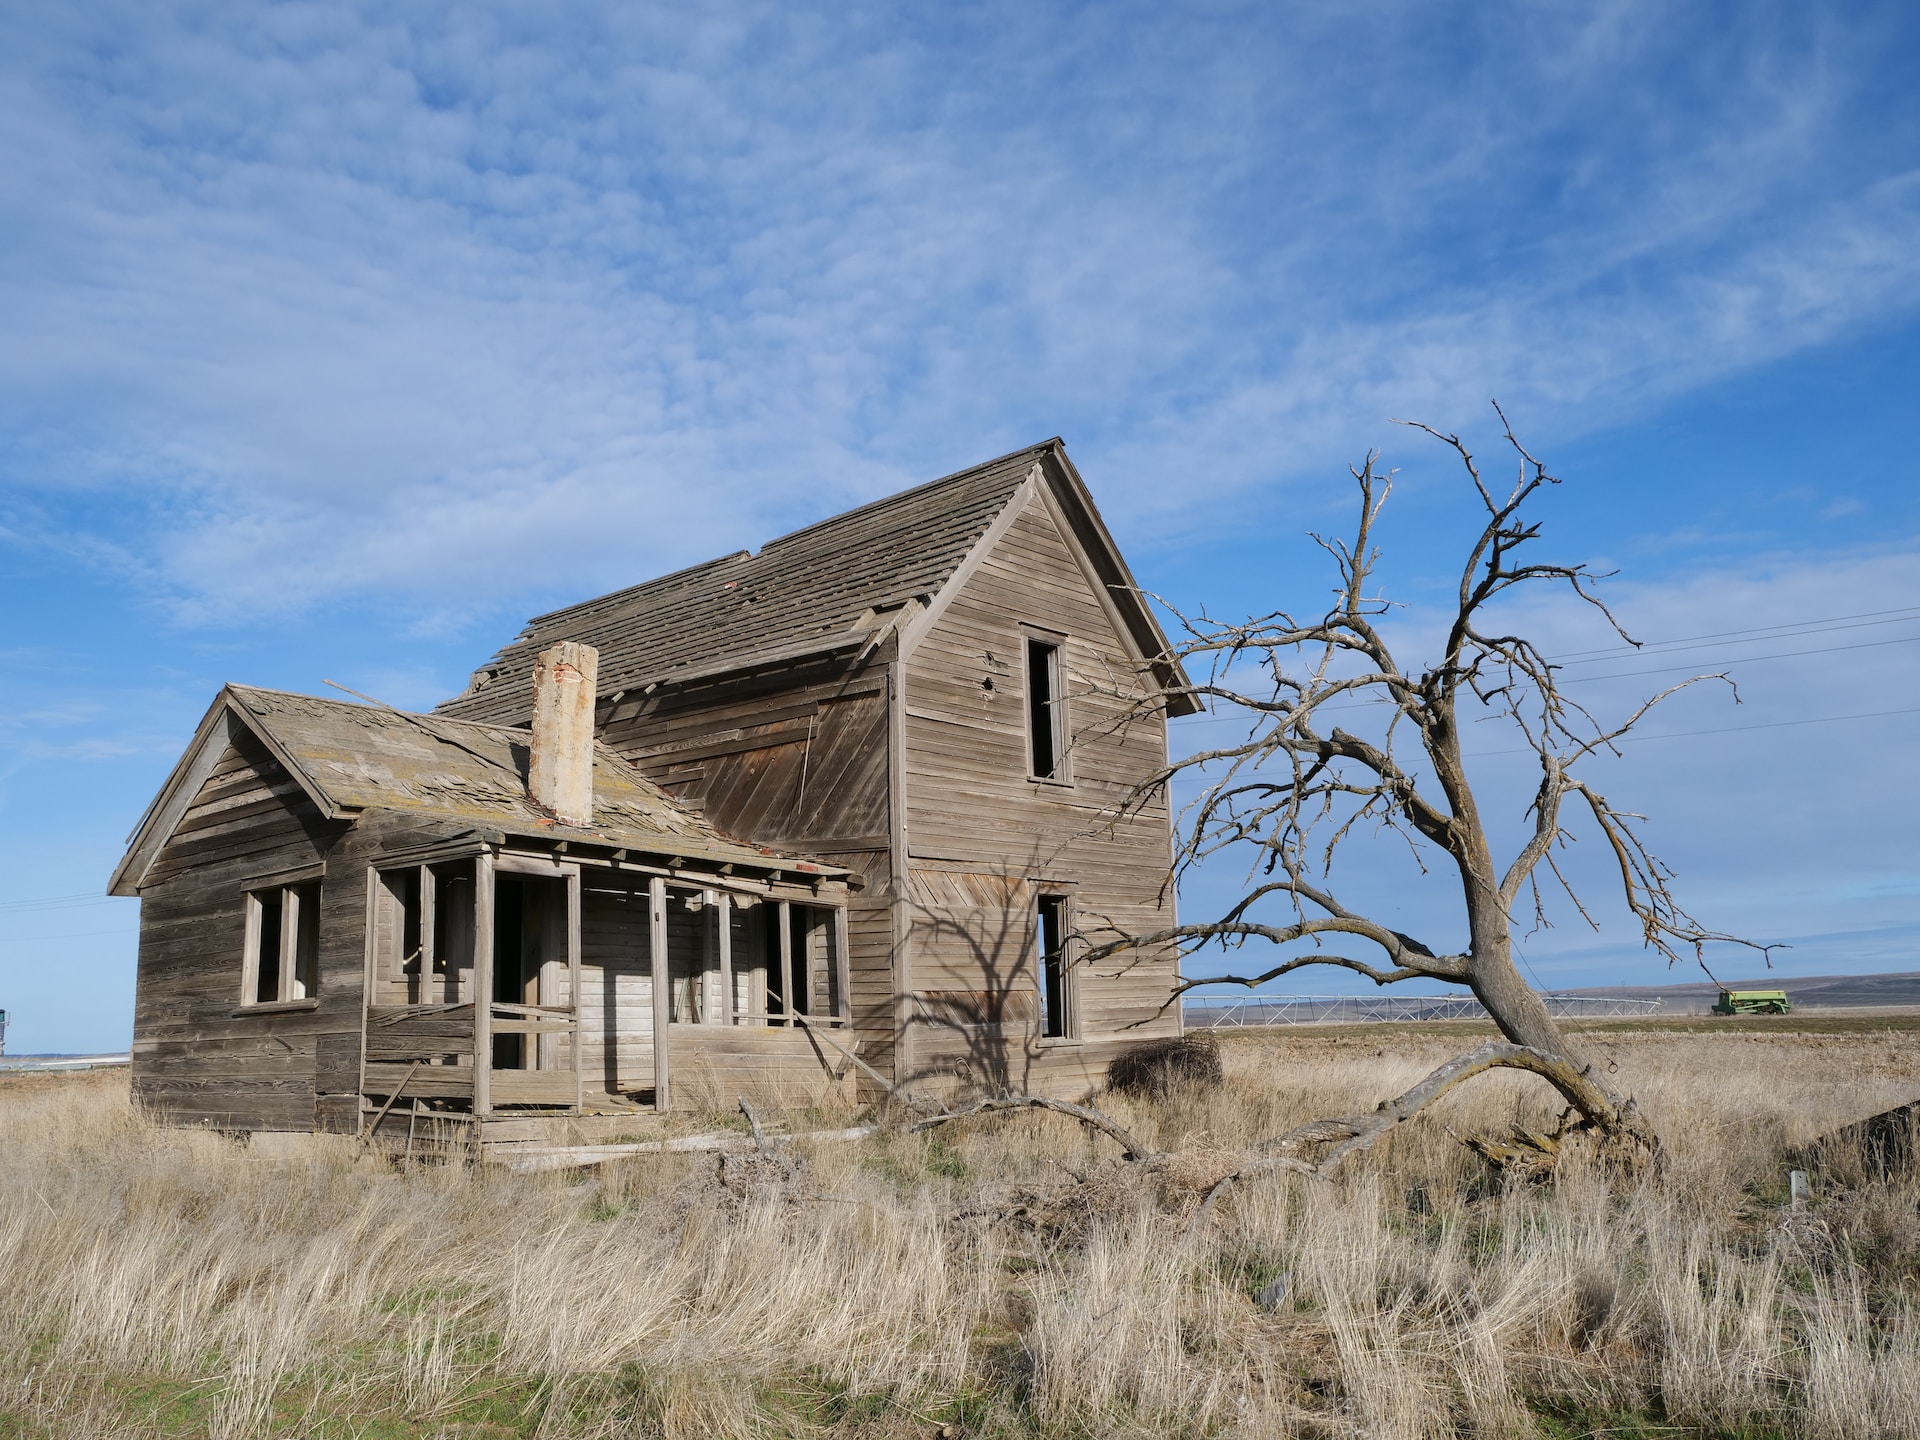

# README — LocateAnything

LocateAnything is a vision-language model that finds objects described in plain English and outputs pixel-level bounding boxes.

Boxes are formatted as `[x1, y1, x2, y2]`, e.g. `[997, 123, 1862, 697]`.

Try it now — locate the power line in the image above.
[0, 893, 123, 913]
[1465, 704, 1920, 758]
[1559, 631, 1920, 686]
[1176, 629, 1920, 728]
[1551, 604, 1920, 663]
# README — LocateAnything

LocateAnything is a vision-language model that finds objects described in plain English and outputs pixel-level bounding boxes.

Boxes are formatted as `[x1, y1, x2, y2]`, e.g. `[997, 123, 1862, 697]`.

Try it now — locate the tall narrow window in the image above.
[251, 888, 284, 1004]
[1037, 894, 1069, 1039]
[1027, 636, 1063, 779]
[244, 880, 320, 1005]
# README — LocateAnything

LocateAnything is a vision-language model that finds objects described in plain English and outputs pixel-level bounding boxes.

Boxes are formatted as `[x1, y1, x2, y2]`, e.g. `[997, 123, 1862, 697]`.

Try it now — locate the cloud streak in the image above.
[1, 1, 1917, 625]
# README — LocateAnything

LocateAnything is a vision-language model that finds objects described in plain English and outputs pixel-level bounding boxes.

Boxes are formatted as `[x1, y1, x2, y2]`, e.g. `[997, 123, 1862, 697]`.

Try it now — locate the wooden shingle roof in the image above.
[436, 443, 1047, 723]
[109, 686, 843, 895]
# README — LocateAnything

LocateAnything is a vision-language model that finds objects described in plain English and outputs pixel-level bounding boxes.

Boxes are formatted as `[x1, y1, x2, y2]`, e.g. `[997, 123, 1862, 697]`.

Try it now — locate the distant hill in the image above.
[1565, 971, 1920, 1012]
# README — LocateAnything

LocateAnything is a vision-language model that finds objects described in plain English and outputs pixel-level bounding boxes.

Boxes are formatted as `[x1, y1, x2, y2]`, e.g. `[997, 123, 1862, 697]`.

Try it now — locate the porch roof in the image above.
[110, 685, 848, 895]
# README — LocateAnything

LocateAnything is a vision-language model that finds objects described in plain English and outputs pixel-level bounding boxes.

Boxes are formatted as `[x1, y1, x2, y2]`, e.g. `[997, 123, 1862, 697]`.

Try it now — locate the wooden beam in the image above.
[568, 868, 583, 1116]
[887, 657, 912, 1085]
[833, 905, 852, 1023]
[650, 875, 670, 1112]
[418, 863, 436, 1002]
[717, 893, 734, 1026]
[278, 884, 300, 1002]
[473, 852, 495, 1116]
[777, 899, 792, 1027]
[806, 906, 823, 1016]
[700, 894, 716, 1025]
[240, 889, 262, 1007]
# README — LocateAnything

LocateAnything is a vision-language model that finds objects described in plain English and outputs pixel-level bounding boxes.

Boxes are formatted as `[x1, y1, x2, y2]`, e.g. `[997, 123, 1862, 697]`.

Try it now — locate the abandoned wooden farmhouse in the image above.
[113, 440, 1199, 1143]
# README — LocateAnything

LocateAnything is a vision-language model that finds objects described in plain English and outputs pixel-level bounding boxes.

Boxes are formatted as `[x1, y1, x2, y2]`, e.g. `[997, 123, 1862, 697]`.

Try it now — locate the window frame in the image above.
[240, 875, 322, 1009]
[1035, 891, 1078, 1043]
[1021, 625, 1071, 786]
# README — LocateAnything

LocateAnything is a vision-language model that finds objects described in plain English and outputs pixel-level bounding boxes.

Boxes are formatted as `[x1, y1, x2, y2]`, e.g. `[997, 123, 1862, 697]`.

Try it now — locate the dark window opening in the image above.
[788, 903, 812, 1016]
[1027, 637, 1062, 779]
[767, 903, 814, 1019]
[763, 903, 840, 1024]
[245, 880, 320, 1005]
[378, 861, 476, 1004]
[1037, 894, 1068, 1039]
[252, 889, 283, 1004]
[490, 874, 564, 1069]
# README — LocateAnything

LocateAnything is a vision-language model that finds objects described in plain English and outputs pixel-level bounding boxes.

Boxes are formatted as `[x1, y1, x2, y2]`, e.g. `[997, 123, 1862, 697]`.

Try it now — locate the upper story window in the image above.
[1026, 635, 1065, 780]
[243, 880, 320, 1006]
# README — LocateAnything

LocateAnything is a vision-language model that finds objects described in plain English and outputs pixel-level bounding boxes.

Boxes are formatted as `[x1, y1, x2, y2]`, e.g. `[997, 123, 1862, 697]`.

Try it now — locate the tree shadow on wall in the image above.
[901, 856, 1057, 1099]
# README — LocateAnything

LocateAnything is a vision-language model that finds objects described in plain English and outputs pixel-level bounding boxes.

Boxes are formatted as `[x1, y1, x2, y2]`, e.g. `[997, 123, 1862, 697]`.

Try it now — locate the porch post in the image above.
[649, 875, 670, 1112]
[776, 899, 792, 1026]
[833, 904, 851, 1024]
[418, 864, 436, 1002]
[567, 869, 583, 1115]
[473, 851, 495, 1116]
[717, 893, 734, 1025]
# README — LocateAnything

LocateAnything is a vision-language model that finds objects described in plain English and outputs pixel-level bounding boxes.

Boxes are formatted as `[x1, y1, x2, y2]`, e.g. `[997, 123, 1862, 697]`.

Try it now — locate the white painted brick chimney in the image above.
[528, 641, 598, 826]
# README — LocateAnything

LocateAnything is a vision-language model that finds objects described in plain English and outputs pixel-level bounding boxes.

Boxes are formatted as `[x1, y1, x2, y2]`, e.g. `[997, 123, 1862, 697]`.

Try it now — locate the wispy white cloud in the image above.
[1, 1, 1916, 626]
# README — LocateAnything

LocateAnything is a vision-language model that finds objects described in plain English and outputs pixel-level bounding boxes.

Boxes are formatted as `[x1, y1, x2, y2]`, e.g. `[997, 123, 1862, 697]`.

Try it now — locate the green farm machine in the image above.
[1713, 989, 1791, 1016]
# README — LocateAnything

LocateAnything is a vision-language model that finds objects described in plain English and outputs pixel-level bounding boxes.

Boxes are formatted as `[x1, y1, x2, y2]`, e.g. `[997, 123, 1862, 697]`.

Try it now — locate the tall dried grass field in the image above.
[3, 1026, 1918, 1438]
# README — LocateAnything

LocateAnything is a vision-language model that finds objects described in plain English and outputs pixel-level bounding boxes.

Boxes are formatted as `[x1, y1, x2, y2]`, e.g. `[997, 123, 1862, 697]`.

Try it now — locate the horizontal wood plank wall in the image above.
[598, 652, 899, 1087]
[667, 1023, 854, 1110]
[131, 731, 362, 1132]
[577, 876, 653, 1095]
[902, 495, 1180, 1097]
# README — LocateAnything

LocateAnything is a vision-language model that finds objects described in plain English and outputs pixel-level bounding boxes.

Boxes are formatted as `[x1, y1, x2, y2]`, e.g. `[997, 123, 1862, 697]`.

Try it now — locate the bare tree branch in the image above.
[909, 1094, 1153, 1161]
[1074, 406, 1778, 1165]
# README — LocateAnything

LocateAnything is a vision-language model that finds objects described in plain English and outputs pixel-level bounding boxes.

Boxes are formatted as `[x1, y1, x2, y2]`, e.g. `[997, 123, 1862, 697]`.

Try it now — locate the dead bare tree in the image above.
[1084, 406, 1770, 1172]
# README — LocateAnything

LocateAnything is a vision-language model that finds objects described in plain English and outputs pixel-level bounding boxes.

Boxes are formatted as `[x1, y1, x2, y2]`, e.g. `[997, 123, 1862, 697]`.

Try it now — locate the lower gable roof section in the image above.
[109, 685, 848, 896]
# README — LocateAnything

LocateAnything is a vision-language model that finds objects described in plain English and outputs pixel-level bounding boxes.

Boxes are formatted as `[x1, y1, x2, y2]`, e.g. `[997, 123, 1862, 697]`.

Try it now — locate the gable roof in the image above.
[437, 439, 1198, 722]
[109, 685, 843, 896]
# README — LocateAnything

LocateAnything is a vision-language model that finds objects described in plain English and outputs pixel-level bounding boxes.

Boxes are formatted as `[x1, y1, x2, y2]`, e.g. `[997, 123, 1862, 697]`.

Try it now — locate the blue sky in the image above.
[3, 2, 1919, 1050]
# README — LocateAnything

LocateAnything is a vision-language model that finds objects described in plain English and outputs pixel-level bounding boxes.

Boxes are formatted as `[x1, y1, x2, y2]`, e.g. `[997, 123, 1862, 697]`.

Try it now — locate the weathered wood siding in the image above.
[599, 654, 898, 1084]
[668, 1023, 857, 1110]
[902, 492, 1179, 1095]
[130, 731, 363, 1132]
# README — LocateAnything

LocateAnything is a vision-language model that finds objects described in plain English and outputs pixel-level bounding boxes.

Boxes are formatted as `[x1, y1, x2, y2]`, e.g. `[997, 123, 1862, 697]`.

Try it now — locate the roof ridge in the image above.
[751, 439, 1052, 554]
[514, 441, 1052, 634]
[435, 439, 1069, 720]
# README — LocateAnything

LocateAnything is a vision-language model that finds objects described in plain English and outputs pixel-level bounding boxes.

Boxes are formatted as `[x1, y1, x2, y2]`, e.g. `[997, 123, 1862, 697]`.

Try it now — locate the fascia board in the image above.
[221, 692, 348, 823]
[1036, 445, 1201, 715]
[895, 468, 1041, 664]
[107, 689, 348, 897]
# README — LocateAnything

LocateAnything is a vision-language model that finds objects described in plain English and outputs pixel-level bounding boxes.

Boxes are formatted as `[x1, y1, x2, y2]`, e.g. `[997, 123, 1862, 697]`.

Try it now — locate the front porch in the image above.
[359, 838, 860, 1140]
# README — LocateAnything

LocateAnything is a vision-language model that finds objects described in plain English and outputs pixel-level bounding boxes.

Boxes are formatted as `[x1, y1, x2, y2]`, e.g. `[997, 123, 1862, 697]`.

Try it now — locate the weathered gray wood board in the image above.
[601, 653, 900, 1087]
[900, 490, 1181, 1095]
[131, 730, 365, 1132]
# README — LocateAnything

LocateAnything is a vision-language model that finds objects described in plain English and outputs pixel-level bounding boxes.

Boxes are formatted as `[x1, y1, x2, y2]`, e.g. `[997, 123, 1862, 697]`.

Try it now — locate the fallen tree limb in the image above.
[909, 1094, 1155, 1161]
[1190, 1040, 1650, 1220]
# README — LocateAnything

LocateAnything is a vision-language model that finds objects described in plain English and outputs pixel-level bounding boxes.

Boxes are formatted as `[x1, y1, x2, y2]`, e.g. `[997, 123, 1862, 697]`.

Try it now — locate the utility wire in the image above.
[1558, 631, 1920, 686]
[0, 893, 125, 912]
[1551, 606, 1920, 664]
[1550, 604, 1920, 662]
[1464, 704, 1920, 758]
[1177, 618, 1920, 727]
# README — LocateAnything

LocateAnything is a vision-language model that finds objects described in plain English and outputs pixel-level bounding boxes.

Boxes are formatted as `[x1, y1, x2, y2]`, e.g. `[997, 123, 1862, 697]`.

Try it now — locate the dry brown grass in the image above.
[3, 1027, 1918, 1439]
